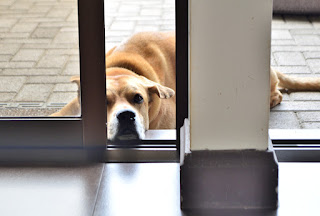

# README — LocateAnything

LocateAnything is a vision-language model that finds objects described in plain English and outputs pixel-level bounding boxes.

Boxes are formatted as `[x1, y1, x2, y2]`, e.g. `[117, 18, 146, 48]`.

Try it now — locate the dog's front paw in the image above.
[270, 90, 283, 108]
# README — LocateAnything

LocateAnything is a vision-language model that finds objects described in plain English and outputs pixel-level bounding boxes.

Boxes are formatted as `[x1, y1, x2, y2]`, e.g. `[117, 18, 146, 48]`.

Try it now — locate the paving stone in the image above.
[272, 101, 320, 111]
[160, 24, 175, 31]
[128, 1, 162, 6]
[0, 27, 10, 33]
[110, 21, 135, 30]
[0, 32, 30, 38]
[303, 52, 320, 59]
[271, 40, 296, 46]
[307, 59, 320, 73]
[280, 93, 290, 101]
[269, 111, 301, 129]
[134, 25, 159, 32]
[119, 4, 140, 14]
[46, 49, 79, 55]
[69, 55, 80, 61]
[46, 8, 72, 19]
[297, 111, 320, 122]
[0, 0, 15, 6]
[0, 93, 16, 102]
[272, 66, 311, 74]
[52, 2, 75, 9]
[62, 61, 80, 75]
[0, 18, 17, 28]
[15, 84, 53, 102]
[19, 18, 64, 23]
[53, 32, 78, 44]
[270, 55, 277, 66]
[164, 0, 175, 4]
[12, 49, 44, 62]
[33, 1, 60, 6]
[272, 46, 320, 52]
[290, 29, 320, 35]
[10, 23, 38, 33]
[66, 10, 78, 22]
[47, 92, 77, 104]
[272, 29, 292, 39]
[293, 35, 320, 46]
[284, 74, 320, 78]
[27, 76, 73, 84]
[301, 122, 320, 129]
[290, 92, 320, 101]
[0, 55, 12, 62]
[105, 30, 131, 38]
[22, 43, 76, 49]
[53, 83, 78, 92]
[105, 36, 126, 43]
[31, 27, 60, 38]
[39, 21, 76, 28]
[116, 16, 162, 22]
[37, 54, 68, 68]
[1, 13, 44, 19]
[140, 8, 162, 16]
[60, 27, 78, 32]
[10, 1, 33, 10]
[0, 76, 26, 92]
[3, 68, 60, 76]
[1, 38, 52, 44]
[274, 52, 306, 66]
[162, 11, 175, 20]
[28, 5, 52, 13]
[0, 62, 35, 69]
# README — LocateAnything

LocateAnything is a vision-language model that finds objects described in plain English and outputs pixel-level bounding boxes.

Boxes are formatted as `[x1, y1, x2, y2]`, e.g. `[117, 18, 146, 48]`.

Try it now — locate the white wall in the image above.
[190, 0, 273, 150]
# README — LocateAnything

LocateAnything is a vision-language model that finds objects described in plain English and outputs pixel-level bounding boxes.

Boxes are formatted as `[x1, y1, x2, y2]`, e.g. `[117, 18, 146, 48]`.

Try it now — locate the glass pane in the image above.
[104, 0, 176, 141]
[0, 0, 80, 117]
[269, 15, 320, 130]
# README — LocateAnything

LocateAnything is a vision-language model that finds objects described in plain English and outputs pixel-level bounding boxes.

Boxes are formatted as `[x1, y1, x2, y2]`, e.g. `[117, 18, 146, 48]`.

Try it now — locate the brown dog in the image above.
[51, 32, 176, 140]
[52, 31, 320, 138]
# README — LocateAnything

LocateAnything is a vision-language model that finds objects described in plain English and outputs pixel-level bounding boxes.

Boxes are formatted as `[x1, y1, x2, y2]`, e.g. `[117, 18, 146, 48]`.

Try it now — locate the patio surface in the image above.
[0, 0, 319, 129]
[270, 15, 320, 129]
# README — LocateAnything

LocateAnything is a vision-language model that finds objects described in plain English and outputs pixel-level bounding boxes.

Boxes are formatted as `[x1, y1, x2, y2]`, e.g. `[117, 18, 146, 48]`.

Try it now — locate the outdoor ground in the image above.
[270, 15, 320, 129]
[0, 0, 319, 129]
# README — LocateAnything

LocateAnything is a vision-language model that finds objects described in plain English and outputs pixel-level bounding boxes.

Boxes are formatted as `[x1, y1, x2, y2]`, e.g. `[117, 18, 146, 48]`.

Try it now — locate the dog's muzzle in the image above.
[115, 110, 139, 140]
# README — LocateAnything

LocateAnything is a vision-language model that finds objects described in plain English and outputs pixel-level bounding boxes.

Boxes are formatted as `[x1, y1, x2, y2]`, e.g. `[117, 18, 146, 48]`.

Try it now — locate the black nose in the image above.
[117, 111, 136, 123]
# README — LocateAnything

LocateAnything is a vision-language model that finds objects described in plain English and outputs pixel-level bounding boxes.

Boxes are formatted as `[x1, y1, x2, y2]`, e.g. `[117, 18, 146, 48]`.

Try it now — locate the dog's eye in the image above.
[133, 94, 144, 104]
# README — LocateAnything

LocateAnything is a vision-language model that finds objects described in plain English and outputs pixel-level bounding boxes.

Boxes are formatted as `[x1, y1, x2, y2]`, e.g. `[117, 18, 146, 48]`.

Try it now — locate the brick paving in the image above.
[0, 0, 80, 114]
[0, 0, 320, 129]
[270, 15, 320, 129]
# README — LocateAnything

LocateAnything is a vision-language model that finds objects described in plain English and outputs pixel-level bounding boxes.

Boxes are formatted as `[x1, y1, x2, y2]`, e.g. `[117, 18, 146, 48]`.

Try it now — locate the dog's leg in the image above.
[270, 68, 283, 108]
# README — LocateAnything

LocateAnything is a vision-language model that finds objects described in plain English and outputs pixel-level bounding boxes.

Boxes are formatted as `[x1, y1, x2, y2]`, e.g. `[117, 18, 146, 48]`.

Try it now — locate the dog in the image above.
[51, 31, 176, 141]
[51, 31, 320, 139]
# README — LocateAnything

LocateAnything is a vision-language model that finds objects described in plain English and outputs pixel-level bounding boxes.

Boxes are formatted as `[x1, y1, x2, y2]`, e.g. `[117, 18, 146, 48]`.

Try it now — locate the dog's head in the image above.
[106, 68, 175, 141]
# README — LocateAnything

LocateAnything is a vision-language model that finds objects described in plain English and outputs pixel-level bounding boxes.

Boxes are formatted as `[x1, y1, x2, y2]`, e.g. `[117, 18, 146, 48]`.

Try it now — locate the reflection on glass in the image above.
[104, 0, 176, 141]
[0, 0, 80, 117]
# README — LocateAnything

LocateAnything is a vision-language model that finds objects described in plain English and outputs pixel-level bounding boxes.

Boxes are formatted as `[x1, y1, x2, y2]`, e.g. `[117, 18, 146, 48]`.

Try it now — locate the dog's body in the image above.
[51, 31, 320, 139]
[51, 32, 176, 140]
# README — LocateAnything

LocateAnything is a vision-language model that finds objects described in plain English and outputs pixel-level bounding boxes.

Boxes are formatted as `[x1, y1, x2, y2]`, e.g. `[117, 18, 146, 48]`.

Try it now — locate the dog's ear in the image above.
[140, 77, 175, 99]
